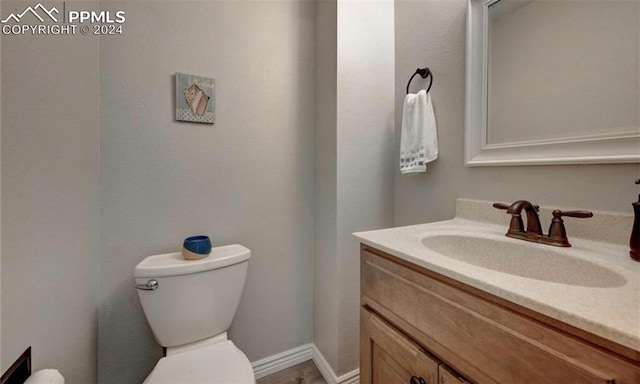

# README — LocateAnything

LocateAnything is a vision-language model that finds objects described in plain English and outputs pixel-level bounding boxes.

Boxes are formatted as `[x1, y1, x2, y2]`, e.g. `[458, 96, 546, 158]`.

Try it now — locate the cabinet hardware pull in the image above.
[410, 376, 426, 384]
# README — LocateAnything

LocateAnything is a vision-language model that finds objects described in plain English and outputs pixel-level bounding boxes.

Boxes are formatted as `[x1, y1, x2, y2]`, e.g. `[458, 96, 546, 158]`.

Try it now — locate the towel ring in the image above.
[406, 67, 433, 95]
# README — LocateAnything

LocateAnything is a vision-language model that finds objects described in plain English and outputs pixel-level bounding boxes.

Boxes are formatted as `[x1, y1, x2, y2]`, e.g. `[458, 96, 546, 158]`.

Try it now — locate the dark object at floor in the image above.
[1, 347, 31, 384]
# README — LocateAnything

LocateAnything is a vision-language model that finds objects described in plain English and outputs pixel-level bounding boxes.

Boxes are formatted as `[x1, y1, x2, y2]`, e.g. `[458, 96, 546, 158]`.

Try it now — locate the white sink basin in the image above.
[421, 234, 626, 288]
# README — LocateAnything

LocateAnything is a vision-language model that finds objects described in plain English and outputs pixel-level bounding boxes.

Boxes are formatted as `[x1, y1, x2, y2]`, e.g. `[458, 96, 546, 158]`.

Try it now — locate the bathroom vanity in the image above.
[355, 199, 640, 384]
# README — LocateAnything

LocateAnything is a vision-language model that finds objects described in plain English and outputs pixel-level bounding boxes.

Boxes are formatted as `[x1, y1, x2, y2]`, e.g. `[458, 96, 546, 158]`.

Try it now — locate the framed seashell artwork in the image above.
[175, 72, 215, 124]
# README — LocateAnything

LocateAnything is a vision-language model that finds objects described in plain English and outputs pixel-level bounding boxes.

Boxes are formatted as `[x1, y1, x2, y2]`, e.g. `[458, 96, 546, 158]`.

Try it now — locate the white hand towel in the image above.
[400, 90, 438, 174]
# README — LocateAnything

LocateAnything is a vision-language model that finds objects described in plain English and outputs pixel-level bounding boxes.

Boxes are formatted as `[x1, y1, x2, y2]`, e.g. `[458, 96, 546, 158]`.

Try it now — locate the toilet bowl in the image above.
[135, 244, 255, 383]
[142, 338, 253, 384]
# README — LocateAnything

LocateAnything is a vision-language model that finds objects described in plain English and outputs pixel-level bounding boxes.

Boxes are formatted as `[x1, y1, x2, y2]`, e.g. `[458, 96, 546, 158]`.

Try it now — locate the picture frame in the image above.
[176, 72, 215, 124]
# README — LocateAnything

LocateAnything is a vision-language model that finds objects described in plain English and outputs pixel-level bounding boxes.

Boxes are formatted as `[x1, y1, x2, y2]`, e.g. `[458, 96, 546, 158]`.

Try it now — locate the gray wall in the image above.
[0, 0, 3, 367]
[313, 0, 339, 372]
[313, 0, 395, 376]
[394, 0, 640, 228]
[99, 1, 316, 383]
[0, 0, 3, 368]
[1, 1, 101, 381]
[335, 0, 395, 374]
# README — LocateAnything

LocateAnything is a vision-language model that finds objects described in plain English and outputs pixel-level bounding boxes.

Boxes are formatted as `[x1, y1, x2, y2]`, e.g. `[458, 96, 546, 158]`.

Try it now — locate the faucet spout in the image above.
[494, 200, 593, 247]
[506, 200, 543, 236]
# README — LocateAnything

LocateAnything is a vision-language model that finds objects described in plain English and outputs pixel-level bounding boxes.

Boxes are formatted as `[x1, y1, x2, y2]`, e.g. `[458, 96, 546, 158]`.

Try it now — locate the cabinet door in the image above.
[439, 365, 471, 384]
[361, 308, 439, 384]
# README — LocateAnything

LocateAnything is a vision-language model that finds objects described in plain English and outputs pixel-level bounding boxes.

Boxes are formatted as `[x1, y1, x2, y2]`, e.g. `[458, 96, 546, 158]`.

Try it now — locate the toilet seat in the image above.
[143, 340, 255, 384]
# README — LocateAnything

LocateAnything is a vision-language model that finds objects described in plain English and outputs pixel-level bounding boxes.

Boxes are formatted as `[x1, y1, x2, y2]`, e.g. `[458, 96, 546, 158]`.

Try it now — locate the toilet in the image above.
[134, 244, 255, 383]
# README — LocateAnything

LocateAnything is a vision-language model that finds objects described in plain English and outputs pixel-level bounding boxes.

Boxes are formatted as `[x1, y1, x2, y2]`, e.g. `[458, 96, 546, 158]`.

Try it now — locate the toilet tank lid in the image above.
[135, 244, 250, 278]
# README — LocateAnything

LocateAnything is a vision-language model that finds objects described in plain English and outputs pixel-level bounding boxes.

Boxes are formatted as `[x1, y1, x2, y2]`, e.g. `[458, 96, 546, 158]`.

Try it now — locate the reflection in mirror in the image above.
[487, 0, 640, 145]
[466, 0, 640, 165]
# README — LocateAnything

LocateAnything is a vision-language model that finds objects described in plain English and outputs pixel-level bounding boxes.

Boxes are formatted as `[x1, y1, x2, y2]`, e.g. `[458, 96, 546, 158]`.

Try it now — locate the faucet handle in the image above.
[553, 210, 593, 219]
[492, 202, 509, 210]
[548, 209, 593, 247]
[493, 201, 539, 212]
[493, 202, 525, 234]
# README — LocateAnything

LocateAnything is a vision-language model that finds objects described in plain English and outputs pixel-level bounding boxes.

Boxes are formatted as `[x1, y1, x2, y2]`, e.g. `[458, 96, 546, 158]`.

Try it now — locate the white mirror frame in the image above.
[465, 0, 640, 166]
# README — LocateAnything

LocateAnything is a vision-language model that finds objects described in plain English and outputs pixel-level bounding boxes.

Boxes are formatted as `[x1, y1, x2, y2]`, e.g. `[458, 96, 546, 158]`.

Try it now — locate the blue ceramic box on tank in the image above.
[182, 235, 212, 260]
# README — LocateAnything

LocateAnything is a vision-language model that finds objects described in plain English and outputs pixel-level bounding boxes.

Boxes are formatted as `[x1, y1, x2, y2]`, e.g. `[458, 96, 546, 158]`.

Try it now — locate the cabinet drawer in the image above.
[361, 247, 639, 384]
[361, 308, 439, 384]
[439, 365, 471, 384]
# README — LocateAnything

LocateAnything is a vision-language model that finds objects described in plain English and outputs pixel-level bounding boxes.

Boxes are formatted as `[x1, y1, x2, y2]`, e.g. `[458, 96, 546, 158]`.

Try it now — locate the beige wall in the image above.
[394, 0, 640, 228]
[99, 1, 316, 383]
[1, 1, 101, 382]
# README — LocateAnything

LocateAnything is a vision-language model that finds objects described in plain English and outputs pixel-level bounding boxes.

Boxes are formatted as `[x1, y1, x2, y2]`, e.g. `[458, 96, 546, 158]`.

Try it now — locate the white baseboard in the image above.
[251, 343, 313, 379]
[311, 344, 359, 384]
[251, 343, 359, 384]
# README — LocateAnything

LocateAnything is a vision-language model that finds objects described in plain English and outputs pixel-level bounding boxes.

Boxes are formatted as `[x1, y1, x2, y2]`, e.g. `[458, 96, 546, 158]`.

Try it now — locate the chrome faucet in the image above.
[493, 200, 593, 247]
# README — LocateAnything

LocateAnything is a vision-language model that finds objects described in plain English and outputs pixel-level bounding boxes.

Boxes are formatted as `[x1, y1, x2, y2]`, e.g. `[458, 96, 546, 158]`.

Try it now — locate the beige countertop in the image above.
[353, 199, 640, 352]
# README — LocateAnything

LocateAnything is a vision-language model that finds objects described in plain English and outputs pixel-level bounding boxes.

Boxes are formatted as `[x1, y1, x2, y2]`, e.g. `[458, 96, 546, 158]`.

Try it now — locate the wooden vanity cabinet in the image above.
[360, 245, 640, 384]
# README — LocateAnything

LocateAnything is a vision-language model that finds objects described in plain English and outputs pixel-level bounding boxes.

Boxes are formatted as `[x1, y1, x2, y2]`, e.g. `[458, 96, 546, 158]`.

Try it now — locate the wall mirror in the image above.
[466, 0, 640, 166]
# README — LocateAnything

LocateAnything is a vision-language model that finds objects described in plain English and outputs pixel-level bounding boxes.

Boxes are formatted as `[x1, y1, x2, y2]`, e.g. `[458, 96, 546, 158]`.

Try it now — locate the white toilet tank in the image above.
[135, 244, 250, 348]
